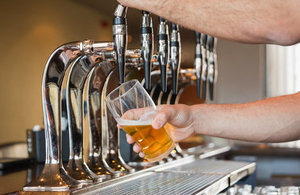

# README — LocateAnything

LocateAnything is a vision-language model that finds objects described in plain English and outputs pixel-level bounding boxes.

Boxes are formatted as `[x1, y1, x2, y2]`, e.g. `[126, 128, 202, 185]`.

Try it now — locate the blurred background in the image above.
[2, 0, 300, 146]
[0, 0, 266, 144]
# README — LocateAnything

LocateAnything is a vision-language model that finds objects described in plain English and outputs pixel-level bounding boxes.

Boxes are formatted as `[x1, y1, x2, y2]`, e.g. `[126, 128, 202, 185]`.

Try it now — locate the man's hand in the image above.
[122, 104, 195, 158]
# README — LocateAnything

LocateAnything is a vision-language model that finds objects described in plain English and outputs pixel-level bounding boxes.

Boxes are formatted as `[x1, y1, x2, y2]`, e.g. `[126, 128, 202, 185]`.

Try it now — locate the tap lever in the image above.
[194, 32, 202, 98]
[113, 4, 128, 84]
[158, 17, 169, 93]
[141, 11, 154, 90]
[170, 23, 181, 95]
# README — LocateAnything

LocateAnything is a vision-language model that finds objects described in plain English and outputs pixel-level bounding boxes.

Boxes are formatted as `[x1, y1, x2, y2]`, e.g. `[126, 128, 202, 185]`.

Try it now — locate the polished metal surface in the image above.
[208, 36, 218, 101]
[64, 54, 103, 183]
[100, 68, 142, 175]
[201, 34, 209, 100]
[23, 41, 114, 191]
[195, 32, 203, 98]
[113, 4, 128, 84]
[141, 11, 154, 90]
[82, 61, 117, 180]
[72, 158, 255, 195]
[157, 17, 170, 93]
[170, 23, 181, 95]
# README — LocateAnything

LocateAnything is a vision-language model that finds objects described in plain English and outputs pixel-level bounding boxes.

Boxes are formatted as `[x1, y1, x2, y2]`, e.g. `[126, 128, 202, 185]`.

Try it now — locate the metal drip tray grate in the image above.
[98, 172, 223, 194]
[164, 159, 253, 175]
[73, 158, 255, 195]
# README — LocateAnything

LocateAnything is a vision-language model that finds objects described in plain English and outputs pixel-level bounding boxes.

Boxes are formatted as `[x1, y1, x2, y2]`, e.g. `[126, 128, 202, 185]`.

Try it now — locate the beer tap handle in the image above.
[208, 36, 216, 101]
[113, 4, 128, 84]
[141, 11, 154, 90]
[201, 34, 208, 101]
[158, 17, 169, 93]
[170, 23, 181, 95]
[195, 32, 202, 98]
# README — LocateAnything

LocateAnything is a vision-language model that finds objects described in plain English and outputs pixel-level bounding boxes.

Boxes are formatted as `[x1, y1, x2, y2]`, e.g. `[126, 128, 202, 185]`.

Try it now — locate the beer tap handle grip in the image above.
[202, 80, 207, 100]
[172, 68, 179, 95]
[196, 32, 201, 44]
[208, 36, 215, 52]
[144, 57, 152, 90]
[158, 17, 169, 93]
[170, 23, 181, 95]
[161, 64, 167, 92]
[196, 78, 201, 98]
[113, 4, 128, 84]
[195, 32, 202, 98]
[209, 80, 214, 101]
[141, 10, 154, 90]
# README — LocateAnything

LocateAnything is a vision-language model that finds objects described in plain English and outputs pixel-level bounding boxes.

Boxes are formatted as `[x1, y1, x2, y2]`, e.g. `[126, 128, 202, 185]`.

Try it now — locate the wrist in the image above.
[189, 104, 205, 135]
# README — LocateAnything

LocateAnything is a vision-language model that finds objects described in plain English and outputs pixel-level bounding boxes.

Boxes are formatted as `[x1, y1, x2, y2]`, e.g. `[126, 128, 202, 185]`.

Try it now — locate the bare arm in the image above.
[191, 92, 300, 142]
[118, 0, 300, 45]
[125, 92, 300, 157]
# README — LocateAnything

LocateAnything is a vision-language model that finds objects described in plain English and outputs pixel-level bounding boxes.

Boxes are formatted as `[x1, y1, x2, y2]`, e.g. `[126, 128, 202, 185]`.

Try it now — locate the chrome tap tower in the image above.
[23, 4, 218, 192]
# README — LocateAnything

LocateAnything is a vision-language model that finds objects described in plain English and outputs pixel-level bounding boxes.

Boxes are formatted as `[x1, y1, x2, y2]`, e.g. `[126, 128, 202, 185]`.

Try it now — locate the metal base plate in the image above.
[72, 157, 255, 195]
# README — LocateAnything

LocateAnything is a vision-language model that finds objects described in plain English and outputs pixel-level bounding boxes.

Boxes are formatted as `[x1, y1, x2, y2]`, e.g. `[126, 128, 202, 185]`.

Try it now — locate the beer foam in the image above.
[118, 111, 156, 126]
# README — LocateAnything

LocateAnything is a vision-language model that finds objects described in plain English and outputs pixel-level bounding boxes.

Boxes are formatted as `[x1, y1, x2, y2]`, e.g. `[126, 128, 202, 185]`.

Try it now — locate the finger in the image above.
[133, 143, 142, 153]
[152, 111, 169, 129]
[139, 152, 145, 158]
[126, 134, 135, 144]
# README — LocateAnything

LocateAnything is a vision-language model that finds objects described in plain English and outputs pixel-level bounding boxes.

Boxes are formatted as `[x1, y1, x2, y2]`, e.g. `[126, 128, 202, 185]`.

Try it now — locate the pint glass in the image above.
[106, 80, 175, 162]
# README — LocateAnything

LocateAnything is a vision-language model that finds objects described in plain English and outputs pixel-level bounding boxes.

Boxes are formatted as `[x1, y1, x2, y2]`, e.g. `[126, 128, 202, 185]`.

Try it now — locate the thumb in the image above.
[152, 110, 170, 129]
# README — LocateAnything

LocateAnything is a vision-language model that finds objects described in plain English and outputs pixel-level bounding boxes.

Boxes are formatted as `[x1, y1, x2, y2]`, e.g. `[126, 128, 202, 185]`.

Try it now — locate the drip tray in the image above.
[73, 158, 255, 195]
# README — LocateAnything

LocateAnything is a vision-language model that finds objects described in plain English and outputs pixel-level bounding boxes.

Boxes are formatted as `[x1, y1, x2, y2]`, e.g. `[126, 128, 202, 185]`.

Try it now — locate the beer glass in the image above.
[106, 80, 175, 162]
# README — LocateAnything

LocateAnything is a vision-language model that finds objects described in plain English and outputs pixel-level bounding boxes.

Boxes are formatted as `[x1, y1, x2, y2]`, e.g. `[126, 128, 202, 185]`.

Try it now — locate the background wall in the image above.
[0, 0, 112, 144]
[0, 0, 265, 144]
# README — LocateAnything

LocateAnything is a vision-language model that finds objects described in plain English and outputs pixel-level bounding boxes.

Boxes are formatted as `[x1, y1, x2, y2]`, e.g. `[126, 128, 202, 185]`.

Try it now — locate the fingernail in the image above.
[153, 120, 162, 129]
[139, 152, 145, 158]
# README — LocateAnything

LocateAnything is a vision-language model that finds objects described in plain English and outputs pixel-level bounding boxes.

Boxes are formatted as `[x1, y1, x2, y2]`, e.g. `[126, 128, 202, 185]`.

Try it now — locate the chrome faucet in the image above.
[141, 11, 154, 91]
[83, 50, 144, 176]
[195, 32, 203, 98]
[113, 4, 128, 84]
[63, 51, 104, 183]
[201, 34, 209, 101]
[82, 60, 118, 179]
[207, 36, 218, 101]
[170, 23, 181, 95]
[158, 17, 170, 93]
[23, 40, 114, 191]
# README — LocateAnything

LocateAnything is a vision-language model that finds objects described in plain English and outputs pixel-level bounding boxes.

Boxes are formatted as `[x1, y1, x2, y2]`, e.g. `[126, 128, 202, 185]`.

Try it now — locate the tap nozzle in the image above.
[170, 23, 181, 95]
[141, 11, 154, 90]
[195, 32, 202, 98]
[158, 17, 169, 93]
[113, 4, 128, 84]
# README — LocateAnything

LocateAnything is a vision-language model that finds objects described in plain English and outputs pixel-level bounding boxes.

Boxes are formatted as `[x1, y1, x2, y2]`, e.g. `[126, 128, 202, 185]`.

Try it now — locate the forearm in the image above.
[191, 92, 300, 143]
[119, 0, 300, 45]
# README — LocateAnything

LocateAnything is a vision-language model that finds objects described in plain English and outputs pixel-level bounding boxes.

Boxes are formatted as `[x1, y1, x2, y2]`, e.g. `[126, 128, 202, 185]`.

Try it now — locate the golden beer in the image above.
[121, 123, 175, 162]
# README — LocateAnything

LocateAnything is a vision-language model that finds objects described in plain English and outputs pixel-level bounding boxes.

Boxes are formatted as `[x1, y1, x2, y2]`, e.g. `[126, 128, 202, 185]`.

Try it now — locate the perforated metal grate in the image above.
[96, 172, 223, 195]
[165, 159, 252, 175]
[73, 159, 255, 195]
